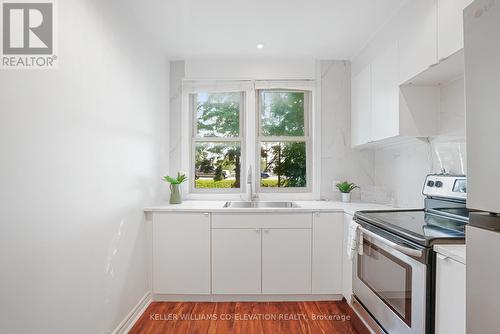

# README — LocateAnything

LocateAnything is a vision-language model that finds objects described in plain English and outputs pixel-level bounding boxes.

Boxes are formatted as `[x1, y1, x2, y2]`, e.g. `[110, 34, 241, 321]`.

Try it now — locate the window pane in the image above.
[195, 142, 241, 189]
[195, 92, 240, 138]
[260, 141, 306, 188]
[261, 91, 305, 137]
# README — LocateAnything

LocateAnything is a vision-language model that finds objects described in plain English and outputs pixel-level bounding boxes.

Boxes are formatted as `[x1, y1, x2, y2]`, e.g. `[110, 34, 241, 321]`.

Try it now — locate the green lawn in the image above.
[195, 179, 236, 188]
[261, 179, 279, 187]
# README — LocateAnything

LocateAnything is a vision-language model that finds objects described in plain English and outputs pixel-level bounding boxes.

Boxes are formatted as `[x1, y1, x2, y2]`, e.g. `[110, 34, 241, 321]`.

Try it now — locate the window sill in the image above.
[184, 192, 320, 201]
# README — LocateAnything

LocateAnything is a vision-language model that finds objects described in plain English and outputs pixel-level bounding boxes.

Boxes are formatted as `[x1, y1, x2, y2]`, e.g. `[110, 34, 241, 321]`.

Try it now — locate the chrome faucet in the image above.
[247, 165, 257, 201]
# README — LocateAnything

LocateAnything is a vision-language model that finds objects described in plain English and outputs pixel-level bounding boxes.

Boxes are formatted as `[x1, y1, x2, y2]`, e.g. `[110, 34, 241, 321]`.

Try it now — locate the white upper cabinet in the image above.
[437, 0, 474, 61]
[350, 0, 470, 147]
[351, 42, 439, 148]
[351, 64, 372, 146]
[398, 0, 438, 84]
[371, 42, 400, 141]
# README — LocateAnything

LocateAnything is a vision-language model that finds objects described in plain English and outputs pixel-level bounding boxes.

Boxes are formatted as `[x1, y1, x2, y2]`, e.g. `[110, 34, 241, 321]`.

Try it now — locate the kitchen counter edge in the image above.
[144, 201, 393, 216]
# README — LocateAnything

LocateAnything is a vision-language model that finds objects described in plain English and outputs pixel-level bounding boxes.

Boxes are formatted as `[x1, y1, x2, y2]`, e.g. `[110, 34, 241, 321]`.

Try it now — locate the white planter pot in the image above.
[341, 193, 351, 203]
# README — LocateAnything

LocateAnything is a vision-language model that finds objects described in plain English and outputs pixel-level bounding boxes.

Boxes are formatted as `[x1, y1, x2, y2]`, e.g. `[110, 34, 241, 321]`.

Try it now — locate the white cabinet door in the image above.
[312, 212, 343, 294]
[212, 229, 261, 294]
[437, 0, 474, 60]
[341, 214, 354, 303]
[153, 213, 210, 294]
[399, 0, 438, 83]
[466, 225, 500, 333]
[262, 229, 312, 294]
[371, 42, 400, 141]
[435, 254, 465, 334]
[351, 64, 371, 147]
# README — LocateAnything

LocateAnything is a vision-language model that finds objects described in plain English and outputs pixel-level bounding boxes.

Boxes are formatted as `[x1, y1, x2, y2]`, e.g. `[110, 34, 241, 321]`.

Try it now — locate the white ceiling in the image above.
[124, 0, 407, 60]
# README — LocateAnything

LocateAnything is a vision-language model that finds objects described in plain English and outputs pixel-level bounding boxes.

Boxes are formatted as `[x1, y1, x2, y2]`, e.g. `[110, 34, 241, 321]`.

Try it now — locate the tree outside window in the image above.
[193, 92, 242, 190]
[259, 91, 309, 189]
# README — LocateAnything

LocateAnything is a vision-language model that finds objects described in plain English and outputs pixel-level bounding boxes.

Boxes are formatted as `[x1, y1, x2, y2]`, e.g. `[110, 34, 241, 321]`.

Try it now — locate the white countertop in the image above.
[144, 200, 394, 216]
[434, 245, 466, 264]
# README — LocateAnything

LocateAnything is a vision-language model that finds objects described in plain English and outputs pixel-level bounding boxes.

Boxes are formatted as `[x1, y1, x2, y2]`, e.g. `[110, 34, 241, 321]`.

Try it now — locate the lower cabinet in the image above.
[211, 213, 313, 295]
[152, 212, 210, 294]
[211, 227, 312, 295]
[312, 212, 343, 294]
[212, 229, 261, 294]
[262, 228, 312, 294]
[341, 213, 354, 302]
[435, 253, 466, 334]
[152, 211, 345, 297]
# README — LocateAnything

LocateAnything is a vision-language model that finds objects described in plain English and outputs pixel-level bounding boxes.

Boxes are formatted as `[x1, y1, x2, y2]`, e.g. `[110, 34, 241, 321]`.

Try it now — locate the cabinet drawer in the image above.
[212, 213, 312, 229]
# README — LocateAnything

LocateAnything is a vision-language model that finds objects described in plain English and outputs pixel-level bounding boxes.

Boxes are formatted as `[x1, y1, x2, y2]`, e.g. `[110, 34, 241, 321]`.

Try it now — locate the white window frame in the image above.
[180, 79, 320, 200]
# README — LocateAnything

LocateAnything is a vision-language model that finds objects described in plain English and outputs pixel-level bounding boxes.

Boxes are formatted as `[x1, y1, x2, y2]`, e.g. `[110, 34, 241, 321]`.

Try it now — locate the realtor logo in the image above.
[1, 0, 57, 69]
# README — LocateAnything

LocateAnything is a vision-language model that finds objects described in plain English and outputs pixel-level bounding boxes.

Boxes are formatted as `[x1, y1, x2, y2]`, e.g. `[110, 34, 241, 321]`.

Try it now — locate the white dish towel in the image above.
[347, 219, 363, 260]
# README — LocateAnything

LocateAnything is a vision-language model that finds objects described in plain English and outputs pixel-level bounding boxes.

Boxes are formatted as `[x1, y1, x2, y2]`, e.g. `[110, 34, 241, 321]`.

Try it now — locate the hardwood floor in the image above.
[129, 301, 368, 334]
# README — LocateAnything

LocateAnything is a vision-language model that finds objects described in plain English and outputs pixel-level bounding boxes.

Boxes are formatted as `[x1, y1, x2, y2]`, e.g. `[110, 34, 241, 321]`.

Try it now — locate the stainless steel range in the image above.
[352, 174, 469, 334]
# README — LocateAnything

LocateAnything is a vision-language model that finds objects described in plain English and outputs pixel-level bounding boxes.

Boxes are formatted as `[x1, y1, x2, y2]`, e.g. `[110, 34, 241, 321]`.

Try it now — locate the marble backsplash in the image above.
[319, 60, 376, 202]
[372, 137, 466, 208]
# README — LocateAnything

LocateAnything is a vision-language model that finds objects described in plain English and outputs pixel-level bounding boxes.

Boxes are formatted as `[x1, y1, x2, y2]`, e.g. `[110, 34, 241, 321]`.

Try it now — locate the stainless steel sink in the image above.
[223, 201, 299, 208]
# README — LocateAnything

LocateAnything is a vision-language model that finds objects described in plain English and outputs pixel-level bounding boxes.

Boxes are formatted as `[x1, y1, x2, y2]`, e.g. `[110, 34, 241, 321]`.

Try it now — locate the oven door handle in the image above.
[359, 226, 423, 258]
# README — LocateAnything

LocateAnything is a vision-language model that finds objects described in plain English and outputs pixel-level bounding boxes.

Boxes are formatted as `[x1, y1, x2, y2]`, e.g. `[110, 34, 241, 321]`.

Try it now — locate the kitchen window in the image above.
[191, 92, 244, 191]
[187, 82, 313, 196]
[257, 90, 310, 192]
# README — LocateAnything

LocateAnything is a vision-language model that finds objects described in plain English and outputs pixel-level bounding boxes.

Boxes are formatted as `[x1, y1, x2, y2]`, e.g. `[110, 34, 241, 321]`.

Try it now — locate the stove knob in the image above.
[427, 180, 435, 187]
[435, 181, 443, 188]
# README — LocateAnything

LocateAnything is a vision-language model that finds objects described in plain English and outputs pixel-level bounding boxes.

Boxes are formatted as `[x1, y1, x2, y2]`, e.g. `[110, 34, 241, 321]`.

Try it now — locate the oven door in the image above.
[353, 224, 428, 334]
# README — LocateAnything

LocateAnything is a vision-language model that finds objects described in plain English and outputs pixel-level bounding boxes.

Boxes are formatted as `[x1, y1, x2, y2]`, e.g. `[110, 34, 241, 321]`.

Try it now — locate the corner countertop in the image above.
[144, 200, 394, 216]
[434, 245, 466, 265]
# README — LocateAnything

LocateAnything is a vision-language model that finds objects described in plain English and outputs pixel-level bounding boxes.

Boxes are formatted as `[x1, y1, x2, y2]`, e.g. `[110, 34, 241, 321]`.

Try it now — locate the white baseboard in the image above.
[153, 293, 343, 302]
[112, 291, 152, 334]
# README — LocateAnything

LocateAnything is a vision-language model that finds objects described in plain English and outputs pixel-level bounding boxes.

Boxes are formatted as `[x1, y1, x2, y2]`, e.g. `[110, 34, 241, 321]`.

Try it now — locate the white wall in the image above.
[0, 1, 169, 333]
[185, 59, 316, 79]
[374, 78, 466, 208]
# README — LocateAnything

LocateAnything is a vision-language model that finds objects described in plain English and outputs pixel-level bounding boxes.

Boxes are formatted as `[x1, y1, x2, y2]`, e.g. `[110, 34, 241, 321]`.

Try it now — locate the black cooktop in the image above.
[354, 209, 468, 247]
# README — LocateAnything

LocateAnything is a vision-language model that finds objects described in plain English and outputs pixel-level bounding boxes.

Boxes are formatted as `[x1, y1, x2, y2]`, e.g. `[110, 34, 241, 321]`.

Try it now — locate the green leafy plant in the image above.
[163, 172, 188, 185]
[335, 181, 359, 193]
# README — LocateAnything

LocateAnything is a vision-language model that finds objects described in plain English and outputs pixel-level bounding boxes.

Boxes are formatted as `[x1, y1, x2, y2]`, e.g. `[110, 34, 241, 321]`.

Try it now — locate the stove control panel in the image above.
[423, 174, 467, 200]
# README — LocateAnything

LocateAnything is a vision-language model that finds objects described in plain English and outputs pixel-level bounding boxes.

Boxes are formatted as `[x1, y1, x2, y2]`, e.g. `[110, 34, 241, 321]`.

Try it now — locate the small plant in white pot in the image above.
[336, 181, 359, 203]
[163, 172, 187, 204]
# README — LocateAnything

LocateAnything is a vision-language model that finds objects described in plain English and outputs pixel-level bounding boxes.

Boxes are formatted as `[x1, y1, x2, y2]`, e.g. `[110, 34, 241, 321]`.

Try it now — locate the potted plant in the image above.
[336, 181, 359, 203]
[163, 172, 187, 204]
